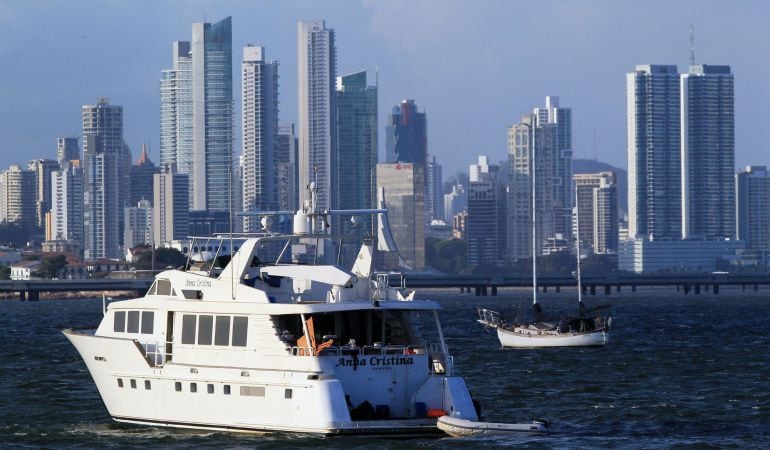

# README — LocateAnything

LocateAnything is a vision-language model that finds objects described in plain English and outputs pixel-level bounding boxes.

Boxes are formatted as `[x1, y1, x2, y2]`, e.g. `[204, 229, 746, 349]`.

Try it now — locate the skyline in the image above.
[1, 1, 770, 177]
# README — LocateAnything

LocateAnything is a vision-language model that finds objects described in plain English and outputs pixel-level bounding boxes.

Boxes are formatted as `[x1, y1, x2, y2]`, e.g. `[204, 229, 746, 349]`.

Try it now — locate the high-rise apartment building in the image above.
[592, 176, 619, 254]
[385, 99, 427, 165]
[82, 97, 127, 260]
[466, 156, 507, 268]
[241, 45, 279, 232]
[376, 163, 425, 271]
[681, 64, 734, 239]
[507, 114, 558, 258]
[57, 137, 80, 166]
[124, 199, 153, 251]
[153, 166, 190, 245]
[0, 165, 36, 231]
[534, 96, 572, 240]
[736, 166, 770, 252]
[49, 161, 84, 247]
[336, 71, 377, 226]
[574, 172, 618, 254]
[627, 65, 681, 240]
[28, 159, 59, 229]
[444, 184, 467, 224]
[161, 17, 233, 212]
[426, 155, 443, 222]
[297, 20, 336, 211]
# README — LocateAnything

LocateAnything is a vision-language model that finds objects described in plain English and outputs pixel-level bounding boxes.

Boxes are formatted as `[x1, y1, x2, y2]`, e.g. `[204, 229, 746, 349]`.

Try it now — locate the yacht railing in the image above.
[135, 340, 172, 367]
[477, 308, 502, 328]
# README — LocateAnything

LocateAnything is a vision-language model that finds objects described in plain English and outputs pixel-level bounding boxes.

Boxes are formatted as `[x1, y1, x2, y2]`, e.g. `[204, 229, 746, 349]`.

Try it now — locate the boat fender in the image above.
[427, 409, 447, 418]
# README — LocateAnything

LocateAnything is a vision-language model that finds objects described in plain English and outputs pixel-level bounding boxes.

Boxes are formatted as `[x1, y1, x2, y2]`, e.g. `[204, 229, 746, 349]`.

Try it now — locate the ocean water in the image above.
[1, 287, 770, 449]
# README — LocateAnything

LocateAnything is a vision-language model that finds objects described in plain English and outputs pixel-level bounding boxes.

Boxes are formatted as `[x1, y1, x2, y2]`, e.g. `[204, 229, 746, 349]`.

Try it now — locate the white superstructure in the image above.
[64, 230, 480, 435]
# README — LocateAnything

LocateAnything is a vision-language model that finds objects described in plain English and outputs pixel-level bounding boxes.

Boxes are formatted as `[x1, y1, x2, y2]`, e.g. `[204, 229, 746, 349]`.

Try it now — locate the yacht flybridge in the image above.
[64, 188, 546, 436]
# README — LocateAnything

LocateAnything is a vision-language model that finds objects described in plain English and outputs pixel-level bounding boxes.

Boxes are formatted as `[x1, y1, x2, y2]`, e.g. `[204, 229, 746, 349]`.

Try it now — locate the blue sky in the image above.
[0, 0, 768, 177]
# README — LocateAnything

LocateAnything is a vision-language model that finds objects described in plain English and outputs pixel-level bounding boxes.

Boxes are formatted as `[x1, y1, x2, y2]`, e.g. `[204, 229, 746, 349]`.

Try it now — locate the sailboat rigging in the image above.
[477, 127, 611, 348]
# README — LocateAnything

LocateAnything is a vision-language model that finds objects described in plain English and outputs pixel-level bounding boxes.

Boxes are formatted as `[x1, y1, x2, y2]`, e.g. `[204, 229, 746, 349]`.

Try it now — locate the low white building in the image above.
[10, 260, 41, 280]
[619, 238, 745, 273]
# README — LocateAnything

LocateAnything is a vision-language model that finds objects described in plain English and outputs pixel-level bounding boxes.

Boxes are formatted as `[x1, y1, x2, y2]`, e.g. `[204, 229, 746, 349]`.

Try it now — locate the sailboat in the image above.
[477, 135, 611, 348]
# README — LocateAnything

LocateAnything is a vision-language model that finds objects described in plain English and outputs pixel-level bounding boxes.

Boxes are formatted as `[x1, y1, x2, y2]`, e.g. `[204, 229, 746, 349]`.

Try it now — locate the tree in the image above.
[425, 238, 467, 274]
[133, 247, 187, 270]
[37, 254, 67, 279]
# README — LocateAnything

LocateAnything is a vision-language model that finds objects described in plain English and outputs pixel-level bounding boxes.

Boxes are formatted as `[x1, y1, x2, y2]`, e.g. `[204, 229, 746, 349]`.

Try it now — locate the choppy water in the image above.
[2, 287, 770, 448]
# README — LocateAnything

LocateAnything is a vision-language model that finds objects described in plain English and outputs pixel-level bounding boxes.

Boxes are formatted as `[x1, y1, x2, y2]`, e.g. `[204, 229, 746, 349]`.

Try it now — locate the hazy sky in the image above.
[1, 0, 768, 178]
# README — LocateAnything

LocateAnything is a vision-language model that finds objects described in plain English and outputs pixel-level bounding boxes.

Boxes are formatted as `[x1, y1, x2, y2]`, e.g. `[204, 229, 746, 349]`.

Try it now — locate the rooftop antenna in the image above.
[689, 23, 696, 66]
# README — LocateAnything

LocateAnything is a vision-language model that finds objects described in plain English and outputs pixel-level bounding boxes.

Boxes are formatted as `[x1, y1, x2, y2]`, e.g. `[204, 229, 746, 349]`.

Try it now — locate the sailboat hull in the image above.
[496, 327, 608, 348]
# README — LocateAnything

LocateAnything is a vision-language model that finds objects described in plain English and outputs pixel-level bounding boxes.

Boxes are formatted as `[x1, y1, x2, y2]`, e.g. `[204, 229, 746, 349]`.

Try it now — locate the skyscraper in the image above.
[124, 199, 153, 250]
[385, 99, 427, 164]
[57, 137, 80, 166]
[161, 17, 233, 212]
[335, 70, 377, 225]
[153, 166, 190, 245]
[376, 163, 425, 271]
[82, 97, 127, 260]
[507, 114, 558, 259]
[736, 166, 770, 252]
[466, 156, 507, 268]
[297, 20, 336, 211]
[626, 64, 681, 240]
[680, 64, 735, 239]
[241, 45, 279, 232]
[0, 165, 36, 231]
[534, 96, 572, 240]
[574, 172, 617, 254]
[27, 159, 59, 229]
[49, 161, 84, 248]
[592, 176, 619, 254]
[130, 144, 159, 206]
[426, 155, 443, 222]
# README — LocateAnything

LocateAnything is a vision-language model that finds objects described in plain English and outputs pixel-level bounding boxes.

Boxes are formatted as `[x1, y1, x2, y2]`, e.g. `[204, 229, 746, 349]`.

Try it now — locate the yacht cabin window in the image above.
[114, 311, 126, 332]
[141, 311, 154, 334]
[127, 311, 140, 333]
[180, 314, 248, 347]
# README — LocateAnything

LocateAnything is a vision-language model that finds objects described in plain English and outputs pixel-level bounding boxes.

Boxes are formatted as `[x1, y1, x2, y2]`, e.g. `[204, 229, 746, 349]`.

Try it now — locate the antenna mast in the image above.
[689, 23, 696, 66]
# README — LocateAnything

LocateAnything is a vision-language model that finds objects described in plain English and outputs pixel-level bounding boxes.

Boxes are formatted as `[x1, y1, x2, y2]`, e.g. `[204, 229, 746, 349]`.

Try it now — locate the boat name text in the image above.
[185, 279, 212, 288]
[335, 355, 414, 370]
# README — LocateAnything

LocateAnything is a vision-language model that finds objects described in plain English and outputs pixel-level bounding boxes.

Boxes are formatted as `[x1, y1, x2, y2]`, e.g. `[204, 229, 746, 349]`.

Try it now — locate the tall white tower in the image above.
[297, 20, 336, 211]
[241, 45, 279, 232]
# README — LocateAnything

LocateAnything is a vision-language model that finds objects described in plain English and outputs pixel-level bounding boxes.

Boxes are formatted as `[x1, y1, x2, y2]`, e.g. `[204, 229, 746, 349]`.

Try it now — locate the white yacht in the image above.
[64, 237, 482, 435]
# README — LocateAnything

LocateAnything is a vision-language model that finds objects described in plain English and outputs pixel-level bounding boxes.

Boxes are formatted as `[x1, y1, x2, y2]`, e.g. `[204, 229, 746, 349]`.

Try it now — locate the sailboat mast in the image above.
[575, 185, 583, 304]
[531, 123, 537, 306]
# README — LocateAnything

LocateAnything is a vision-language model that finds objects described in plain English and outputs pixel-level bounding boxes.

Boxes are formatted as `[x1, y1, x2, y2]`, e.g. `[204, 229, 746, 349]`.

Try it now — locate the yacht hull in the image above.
[496, 327, 608, 348]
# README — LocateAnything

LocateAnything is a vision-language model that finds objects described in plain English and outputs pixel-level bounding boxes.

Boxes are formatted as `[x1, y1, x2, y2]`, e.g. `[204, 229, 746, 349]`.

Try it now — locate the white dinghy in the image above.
[437, 415, 548, 437]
